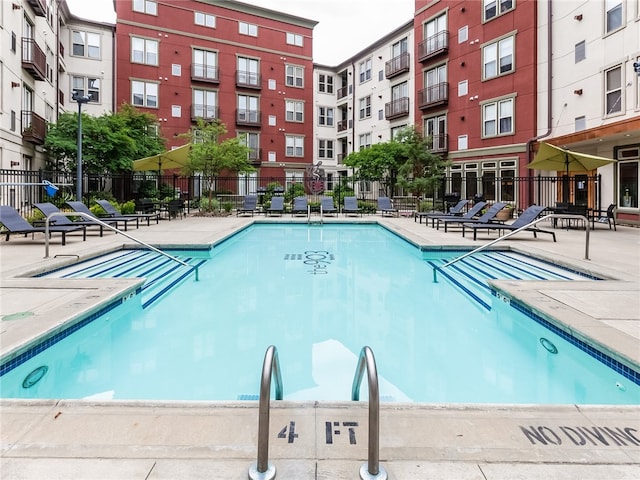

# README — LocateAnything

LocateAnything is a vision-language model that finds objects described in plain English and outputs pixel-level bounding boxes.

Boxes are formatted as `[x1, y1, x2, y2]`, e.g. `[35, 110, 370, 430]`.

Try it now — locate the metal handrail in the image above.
[352, 346, 387, 480]
[433, 213, 590, 282]
[44, 212, 199, 281]
[249, 345, 283, 480]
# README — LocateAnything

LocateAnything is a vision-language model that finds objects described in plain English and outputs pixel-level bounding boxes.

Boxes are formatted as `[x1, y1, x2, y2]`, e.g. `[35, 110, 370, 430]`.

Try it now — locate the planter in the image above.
[495, 208, 514, 221]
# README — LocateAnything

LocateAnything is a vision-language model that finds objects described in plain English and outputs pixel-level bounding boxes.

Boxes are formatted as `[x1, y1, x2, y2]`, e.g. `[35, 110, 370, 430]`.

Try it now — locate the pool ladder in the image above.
[248, 345, 386, 480]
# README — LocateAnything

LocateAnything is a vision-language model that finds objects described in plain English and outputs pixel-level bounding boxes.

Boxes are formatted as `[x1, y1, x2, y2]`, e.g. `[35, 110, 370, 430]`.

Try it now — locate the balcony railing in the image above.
[192, 64, 219, 83]
[385, 52, 410, 79]
[21, 110, 46, 145]
[427, 134, 448, 154]
[337, 86, 348, 100]
[26, 0, 47, 16]
[236, 71, 262, 89]
[385, 97, 410, 120]
[418, 82, 449, 109]
[418, 30, 449, 62]
[236, 109, 261, 126]
[191, 105, 219, 121]
[22, 38, 46, 81]
[337, 119, 348, 132]
[248, 148, 263, 166]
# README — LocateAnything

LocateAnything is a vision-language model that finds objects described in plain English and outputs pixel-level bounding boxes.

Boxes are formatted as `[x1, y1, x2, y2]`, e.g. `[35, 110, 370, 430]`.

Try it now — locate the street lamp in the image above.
[72, 91, 91, 201]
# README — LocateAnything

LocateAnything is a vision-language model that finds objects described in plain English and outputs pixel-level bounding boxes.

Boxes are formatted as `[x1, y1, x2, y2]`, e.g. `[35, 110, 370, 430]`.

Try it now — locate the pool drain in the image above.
[22, 366, 48, 388]
[539, 337, 558, 354]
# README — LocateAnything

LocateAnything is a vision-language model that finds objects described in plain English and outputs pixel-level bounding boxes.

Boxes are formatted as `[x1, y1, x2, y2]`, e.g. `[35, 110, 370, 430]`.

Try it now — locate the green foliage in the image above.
[120, 200, 136, 214]
[137, 180, 158, 199]
[199, 197, 219, 212]
[222, 201, 233, 213]
[89, 203, 105, 217]
[418, 200, 434, 212]
[261, 182, 284, 205]
[158, 183, 175, 200]
[331, 182, 355, 206]
[284, 182, 306, 203]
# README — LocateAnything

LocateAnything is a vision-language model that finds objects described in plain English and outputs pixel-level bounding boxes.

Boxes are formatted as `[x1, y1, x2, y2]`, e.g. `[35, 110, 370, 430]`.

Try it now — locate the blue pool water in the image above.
[1, 224, 638, 404]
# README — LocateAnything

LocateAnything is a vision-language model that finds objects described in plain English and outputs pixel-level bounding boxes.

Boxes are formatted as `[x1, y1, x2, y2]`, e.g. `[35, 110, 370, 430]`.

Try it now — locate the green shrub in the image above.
[285, 182, 306, 203]
[200, 197, 219, 212]
[222, 201, 233, 213]
[120, 200, 136, 214]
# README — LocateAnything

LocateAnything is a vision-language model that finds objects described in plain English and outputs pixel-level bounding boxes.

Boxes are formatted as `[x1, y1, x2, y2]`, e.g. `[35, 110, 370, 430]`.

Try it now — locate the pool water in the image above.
[1, 224, 638, 404]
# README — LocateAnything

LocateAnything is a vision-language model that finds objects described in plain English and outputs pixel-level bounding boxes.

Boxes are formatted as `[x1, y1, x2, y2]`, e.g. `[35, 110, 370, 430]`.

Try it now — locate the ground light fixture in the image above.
[71, 91, 91, 201]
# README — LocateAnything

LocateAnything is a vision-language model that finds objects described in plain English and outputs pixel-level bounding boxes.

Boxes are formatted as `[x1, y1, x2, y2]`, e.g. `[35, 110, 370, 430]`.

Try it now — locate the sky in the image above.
[65, 0, 415, 65]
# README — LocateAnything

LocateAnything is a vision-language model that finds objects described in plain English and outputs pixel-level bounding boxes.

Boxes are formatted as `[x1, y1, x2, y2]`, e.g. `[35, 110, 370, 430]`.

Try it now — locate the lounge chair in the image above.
[462, 205, 556, 241]
[236, 195, 258, 217]
[438, 202, 506, 233]
[66, 201, 139, 230]
[415, 199, 468, 223]
[589, 203, 616, 230]
[291, 196, 309, 217]
[377, 197, 398, 217]
[95, 199, 159, 226]
[0, 205, 86, 245]
[343, 196, 362, 216]
[265, 196, 284, 216]
[33, 202, 116, 237]
[320, 196, 337, 216]
[430, 201, 487, 229]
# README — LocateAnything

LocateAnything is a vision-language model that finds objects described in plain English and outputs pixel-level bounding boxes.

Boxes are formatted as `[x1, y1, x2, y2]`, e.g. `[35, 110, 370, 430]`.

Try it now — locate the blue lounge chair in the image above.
[66, 201, 139, 230]
[343, 196, 362, 216]
[0, 205, 86, 245]
[34, 202, 116, 237]
[291, 196, 309, 216]
[320, 197, 337, 216]
[96, 199, 159, 226]
[377, 197, 398, 217]
[236, 195, 258, 217]
[462, 205, 556, 241]
[438, 202, 506, 233]
[430, 201, 487, 229]
[266, 196, 284, 216]
[415, 199, 469, 223]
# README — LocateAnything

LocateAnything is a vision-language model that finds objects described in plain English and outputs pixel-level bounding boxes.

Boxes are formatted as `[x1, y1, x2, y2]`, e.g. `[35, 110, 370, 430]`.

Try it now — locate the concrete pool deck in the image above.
[1, 213, 639, 479]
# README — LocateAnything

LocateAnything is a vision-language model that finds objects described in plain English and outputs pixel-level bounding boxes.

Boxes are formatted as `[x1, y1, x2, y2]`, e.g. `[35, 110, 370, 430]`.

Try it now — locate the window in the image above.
[318, 106, 334, 126]
[318, 139, 334, 159]
[286, 32, 303, 46]
[72, 30, 100, 58]
[618, 147, 639, 208]
[575, 116, 586, 131]
[133, 0, 157, 15]
[424, 114, 447, 151]
[131, 80, 158, 107]
[458, 135, 468, 150]
[285, 135, 304, 157]
[458, 25, 468, 43]
[237, 94, 259, 122]
[359, 133, 371, 150]
[484, 0, 514, 21]
[391, 38, 408, 57]
[239, 21, 258, 36]
[11, 32, 16, 52]
[72, 76, 100, 102]
[285, 100, 304, 122]
[483, 36, 514, 79]
[359, 96, 371, 119]
[575, 41, 586, 63]
[359, 58, 372, 83]
[239, 132, 259, 160]
[131, 37, 158, 65]
[195, 11, 215, 28]
[194, 49, 218, 81]
[10, 110, 16, 131]
[286, 65, 304, 87]
[172, 64, 181, 76]
[268, 115, 276, 126]
[318, 74, 333, 93]
[604, 65, 622, 114]
[482, 97, 514, 137]
[605, 0, 623, 33]
[193, 89, 217, 119]
[424, 13, 447, 53]
[238, 56, 259, 86]
[171, 105, 181, 117]
[458, 80, 468, 96]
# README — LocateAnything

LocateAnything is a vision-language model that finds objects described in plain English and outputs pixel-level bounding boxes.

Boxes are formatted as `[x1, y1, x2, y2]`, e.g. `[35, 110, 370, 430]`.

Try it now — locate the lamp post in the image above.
[72, 91, 91, 201]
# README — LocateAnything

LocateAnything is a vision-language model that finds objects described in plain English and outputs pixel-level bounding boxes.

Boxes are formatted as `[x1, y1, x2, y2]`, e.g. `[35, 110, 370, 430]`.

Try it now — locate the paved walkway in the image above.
[1, 213, 639, 479]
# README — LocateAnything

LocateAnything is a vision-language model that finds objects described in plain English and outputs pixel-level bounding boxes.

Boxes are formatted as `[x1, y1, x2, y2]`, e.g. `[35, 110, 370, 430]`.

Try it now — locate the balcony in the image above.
[427, 134, 448, 154]
[236, 109, 261, 126]
[418, 30, 449, 62]
[236, 71, 261, 89]
[418, 82, 449, 109]
[337, 119, 348, 132]
[22, 38, 46, 81]
[191, 105, 219, 121]
[21, 110, 46, 145]
[248, 148, 263, 166]
[385, 52, 410, 79]
[337, 86, 348, 100]
[385, 97, 410, 120]
[26, 0, 47, 16]
[192, 64, 219, 83]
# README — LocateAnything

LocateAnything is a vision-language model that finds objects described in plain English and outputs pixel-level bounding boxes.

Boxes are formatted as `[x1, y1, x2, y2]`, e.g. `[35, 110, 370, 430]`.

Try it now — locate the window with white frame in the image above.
[424, 12, 447, 51]
[239, 132, 259, 160]
[133, 0, 157, 15]
[575, 40, 586, 63]
[285, 135, 304, 157]
[172, 64, 181, 76]
[575, 116, 586, 131]
[72, 30, 100, 58]
[484, 0, 514, 22]
[285, 100, 304, 122]
[359, 96, 371, 119]
[359, 133, 372, 150]
[483, 35, 514, 79]
[238, 56, 259, 86]
[194, 49, 217, 81]
[604, 65, 622, 114]
[390, 125, 407, 139]
[318, 139, 334, 159]
[318, 74, 333, 93]
[286, 64, 304, 87]
[193, 89, 217, 119]
[458, 25, 468, 43]
[238, 94, 259, 122]
[458, 79, 468, 96]
[318, 106, 334, 126]
[424, 114, 447, 150]
[132, 80, 158, 107]
[482, 97, 514, 137]
[72, 76, 100, 102]
[359, 58, 372, 83]
[391, 38, 408, 57]
[171, 105, 181, 117]
[195, 11, 215, 28]
[605, 0, 623, 33]
[131, 37, 158, 65]
[286, 32, 303, 46]
[458, 135, 468, 150]
[239, 21, 258, 36]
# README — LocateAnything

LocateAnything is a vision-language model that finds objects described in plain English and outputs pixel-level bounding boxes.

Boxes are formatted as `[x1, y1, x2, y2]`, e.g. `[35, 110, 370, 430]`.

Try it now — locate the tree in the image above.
[180, 119, 253, 202]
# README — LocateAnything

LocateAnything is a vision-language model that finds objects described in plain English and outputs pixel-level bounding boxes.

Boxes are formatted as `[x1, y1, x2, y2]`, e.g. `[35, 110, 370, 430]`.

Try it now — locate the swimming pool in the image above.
[1, 224, 638, 404]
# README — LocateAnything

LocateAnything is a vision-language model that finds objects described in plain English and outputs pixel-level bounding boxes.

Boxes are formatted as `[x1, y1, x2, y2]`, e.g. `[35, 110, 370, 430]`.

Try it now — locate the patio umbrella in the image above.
[132, 144, 191, 172]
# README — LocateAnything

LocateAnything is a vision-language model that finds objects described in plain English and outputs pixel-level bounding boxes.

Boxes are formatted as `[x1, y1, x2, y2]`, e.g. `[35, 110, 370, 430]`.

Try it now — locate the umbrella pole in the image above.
[563, 154, 570, 204]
